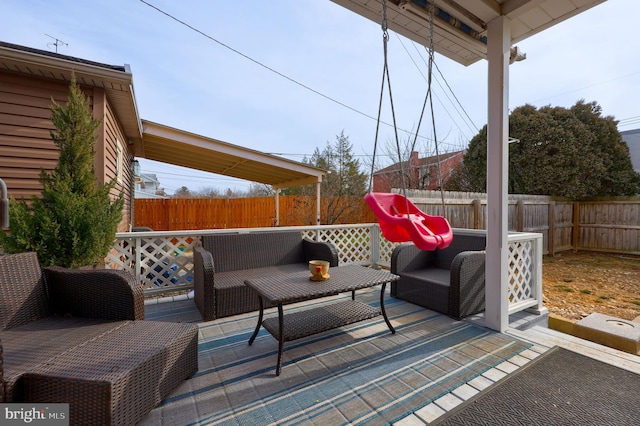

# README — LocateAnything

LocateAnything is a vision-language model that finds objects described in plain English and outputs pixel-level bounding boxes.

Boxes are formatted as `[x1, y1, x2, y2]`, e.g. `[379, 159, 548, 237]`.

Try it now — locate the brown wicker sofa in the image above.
[0, 252, 199, 426]
[194, 231, 338, 321]
[391, 229, 486, 320]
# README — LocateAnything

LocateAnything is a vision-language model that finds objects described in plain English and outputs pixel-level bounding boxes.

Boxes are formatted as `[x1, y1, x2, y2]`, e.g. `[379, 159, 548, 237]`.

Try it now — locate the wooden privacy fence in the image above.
[134, 196, 377, 230]
[134, 192, 640, 255]
[402, 190, 639, 255]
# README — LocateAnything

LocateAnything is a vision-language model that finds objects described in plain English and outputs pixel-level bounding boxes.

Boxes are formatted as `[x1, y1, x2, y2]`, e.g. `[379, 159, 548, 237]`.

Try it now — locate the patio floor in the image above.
[140, 287, 639, 425]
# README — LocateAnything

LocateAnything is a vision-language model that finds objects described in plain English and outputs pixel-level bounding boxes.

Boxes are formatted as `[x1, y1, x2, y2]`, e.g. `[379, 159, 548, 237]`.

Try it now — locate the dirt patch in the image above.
[543, 251, 640, 322]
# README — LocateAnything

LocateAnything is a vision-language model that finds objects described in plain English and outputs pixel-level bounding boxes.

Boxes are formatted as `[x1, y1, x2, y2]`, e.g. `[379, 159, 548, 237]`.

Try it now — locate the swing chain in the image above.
[381, 0, 389, 37]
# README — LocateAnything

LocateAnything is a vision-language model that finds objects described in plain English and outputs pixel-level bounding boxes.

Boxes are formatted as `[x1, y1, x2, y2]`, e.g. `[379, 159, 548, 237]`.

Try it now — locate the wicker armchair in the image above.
[0, 252, 198, 425]
[391, 230, 486, 320]
[194, 231, 339, 321]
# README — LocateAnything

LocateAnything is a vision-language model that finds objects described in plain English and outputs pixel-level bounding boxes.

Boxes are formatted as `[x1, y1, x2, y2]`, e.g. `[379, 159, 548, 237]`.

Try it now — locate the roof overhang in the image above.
[141, 120, 326, 189]
[0, 41, 143, 147]
[330, 0, 606, 66]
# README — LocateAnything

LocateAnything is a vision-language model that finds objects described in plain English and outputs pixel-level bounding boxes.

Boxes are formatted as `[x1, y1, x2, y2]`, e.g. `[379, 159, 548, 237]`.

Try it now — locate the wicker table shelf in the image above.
[245, 265, 399, 375]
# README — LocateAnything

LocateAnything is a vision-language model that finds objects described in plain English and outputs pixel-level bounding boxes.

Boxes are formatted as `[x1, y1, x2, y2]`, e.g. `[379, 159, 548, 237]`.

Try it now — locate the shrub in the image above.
[0, 78, 123, 267]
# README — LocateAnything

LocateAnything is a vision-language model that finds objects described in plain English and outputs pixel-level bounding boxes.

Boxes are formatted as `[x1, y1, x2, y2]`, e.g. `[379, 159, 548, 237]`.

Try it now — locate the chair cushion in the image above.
[401, 268, 451, 287]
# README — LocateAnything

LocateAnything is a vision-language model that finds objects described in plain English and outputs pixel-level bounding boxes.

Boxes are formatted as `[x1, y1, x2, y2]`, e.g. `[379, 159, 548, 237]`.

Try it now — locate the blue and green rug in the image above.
[142, 288, 530, 425]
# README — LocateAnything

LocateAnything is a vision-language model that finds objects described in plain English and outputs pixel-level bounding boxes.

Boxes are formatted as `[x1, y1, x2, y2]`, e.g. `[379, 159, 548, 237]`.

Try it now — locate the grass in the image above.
[555, 284, 573, 292]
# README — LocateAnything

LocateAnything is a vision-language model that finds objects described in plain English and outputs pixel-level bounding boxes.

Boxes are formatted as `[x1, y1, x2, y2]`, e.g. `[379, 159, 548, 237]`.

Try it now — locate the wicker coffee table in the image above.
[245, 265, 399, 375]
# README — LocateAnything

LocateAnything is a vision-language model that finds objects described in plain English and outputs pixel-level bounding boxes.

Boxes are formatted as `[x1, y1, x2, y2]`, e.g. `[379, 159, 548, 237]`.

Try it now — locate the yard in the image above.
[542, 251, 640, 322]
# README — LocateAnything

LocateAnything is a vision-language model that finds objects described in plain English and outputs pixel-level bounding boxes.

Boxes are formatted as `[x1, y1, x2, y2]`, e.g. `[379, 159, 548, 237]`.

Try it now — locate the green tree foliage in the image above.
[461, 101, 640, 198]
[283, 131, 368, 224]
[0, 79, 124, 267]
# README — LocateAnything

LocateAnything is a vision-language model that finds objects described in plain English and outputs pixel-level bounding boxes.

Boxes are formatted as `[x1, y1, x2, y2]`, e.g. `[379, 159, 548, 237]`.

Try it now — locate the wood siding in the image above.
[0, 71, 68, 198]
[102, 91, 133, 231]
[0, 70, 133, 230]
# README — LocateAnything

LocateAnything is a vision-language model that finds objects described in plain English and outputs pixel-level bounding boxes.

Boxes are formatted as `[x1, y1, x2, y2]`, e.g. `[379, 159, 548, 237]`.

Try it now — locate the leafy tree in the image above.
[0, 79, 124, 267]
[443, 161, 471, 191]
[246, 183, 274, 197]
[461, 101, 640, 198]
[284, 131, 367, 224]
[195, 186, 223, 198]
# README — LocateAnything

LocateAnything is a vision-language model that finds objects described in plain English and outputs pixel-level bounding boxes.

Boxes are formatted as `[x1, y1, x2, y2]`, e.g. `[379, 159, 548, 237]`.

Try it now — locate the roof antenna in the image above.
[45, 34, 68, 53]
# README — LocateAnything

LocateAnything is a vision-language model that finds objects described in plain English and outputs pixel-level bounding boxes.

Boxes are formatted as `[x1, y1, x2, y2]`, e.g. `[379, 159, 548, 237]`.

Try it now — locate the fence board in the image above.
[134, 192, 640, 254]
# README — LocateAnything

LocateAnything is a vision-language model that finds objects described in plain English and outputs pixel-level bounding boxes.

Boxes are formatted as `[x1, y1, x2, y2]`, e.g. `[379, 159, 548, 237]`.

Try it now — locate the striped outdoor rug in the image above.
[144, 288, 530, 426]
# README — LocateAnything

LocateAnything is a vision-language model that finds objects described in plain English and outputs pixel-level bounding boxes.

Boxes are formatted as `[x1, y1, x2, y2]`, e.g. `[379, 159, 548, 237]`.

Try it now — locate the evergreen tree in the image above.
[283, 131, 368, 224]
[0, 79, 124, 267]
[460, 101, 640, 198]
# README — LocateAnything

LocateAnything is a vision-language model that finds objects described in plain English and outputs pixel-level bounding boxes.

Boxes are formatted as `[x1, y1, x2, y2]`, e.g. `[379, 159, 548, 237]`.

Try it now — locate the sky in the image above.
[3, 0, 640, 195]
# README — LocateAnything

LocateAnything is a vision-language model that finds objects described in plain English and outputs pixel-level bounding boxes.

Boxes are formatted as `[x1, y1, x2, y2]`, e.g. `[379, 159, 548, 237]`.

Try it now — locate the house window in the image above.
[116, 139, 123, 184]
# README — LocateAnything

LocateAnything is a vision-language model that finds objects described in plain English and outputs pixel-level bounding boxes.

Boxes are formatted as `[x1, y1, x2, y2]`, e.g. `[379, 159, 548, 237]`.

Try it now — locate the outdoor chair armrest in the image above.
[194, 246, 216, 321]
[1, 339, 4, 402]
[44, 267, 144, 320]
[391, 243, 437, 274]
[303, 239, 339, 267]
[448, 251, 486, 320]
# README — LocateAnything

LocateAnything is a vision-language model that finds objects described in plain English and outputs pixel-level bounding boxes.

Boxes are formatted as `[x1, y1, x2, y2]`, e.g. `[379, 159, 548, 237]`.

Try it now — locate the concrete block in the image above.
[574, 312, 640, 355]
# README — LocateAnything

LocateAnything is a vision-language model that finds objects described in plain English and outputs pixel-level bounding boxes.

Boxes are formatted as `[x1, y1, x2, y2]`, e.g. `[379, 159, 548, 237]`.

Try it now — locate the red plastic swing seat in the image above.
[364, 192, 453, 251]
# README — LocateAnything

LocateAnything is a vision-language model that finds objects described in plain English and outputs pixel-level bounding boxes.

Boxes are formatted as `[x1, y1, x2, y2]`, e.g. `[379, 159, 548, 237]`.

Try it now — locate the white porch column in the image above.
[485, 15, 511, 332]
[274, 188, 280, 226]
[316, 181, 321, 225]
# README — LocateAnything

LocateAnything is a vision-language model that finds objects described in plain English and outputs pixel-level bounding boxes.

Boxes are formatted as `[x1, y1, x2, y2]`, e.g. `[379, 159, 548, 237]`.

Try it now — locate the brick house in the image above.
[372, 150, 464, 192]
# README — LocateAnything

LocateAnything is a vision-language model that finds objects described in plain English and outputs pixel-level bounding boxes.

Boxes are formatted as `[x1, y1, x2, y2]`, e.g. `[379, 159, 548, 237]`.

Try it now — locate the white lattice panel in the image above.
[508, 240, 535, 304]
[107, 239, 135, 275]
[138, 235, 200, 290]
[111, 226, 542, 314]
[107, 234, 200, 291]
[378, 239, 400, 267]
[303, 227, 372, 265]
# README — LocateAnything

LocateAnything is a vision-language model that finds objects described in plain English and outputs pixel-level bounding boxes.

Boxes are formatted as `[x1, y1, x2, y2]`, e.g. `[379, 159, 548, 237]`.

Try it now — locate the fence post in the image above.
[548, 201, 555, 256]
[527, 233, 547, 315]
[134, 235, 142, 283]
[572, 201, 580, 251]
[516, 199, 525, 232]
[370, 224, 381, 267]
[472, 198, 481, 229]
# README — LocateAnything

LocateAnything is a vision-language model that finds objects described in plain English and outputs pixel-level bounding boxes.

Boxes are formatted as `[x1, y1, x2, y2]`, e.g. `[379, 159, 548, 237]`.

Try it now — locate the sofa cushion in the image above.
[214, 264, 308, 290]
[213, 264, 307, 318]
[0, 252, 50, 331]
[202, 232, 306, 272]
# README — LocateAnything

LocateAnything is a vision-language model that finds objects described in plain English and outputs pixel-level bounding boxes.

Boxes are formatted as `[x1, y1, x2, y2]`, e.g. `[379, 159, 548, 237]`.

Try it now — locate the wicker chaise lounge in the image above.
[0, 252, 199, 426]
[194, 231, 338, 321]
[391, 229, 486, 320]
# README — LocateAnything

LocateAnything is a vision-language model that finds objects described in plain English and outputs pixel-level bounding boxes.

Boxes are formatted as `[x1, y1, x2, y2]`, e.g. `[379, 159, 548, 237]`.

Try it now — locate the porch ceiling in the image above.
[330, 0, 606, 66]
[141, 120, 326, 189]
